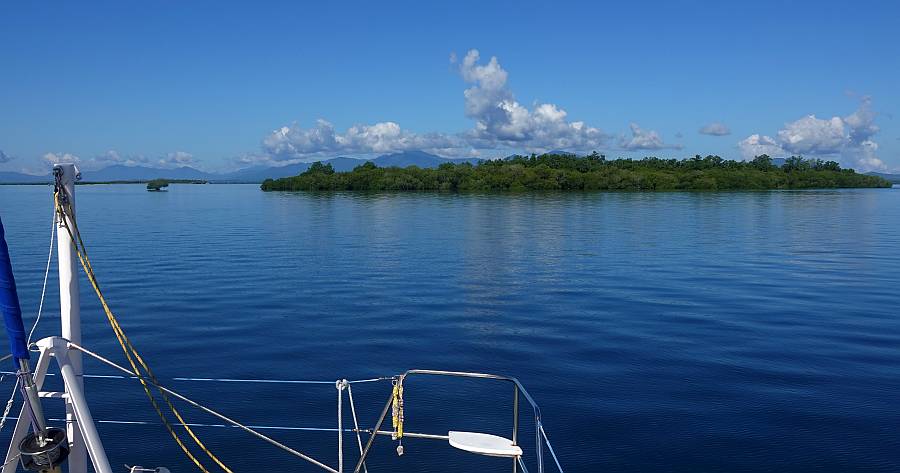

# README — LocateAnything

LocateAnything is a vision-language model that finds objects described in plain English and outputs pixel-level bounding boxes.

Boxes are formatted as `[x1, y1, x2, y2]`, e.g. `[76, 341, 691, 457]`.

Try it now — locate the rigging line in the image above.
[70, 342, 339, 473]
[54, 190, 221, 473]
[1, 415, 358, 433]
[0, 372, 392, 385]
[0, 371, 132, 379]
[27, 204, 56, 344]
[55, 188, 362, 473]
[55, 187, 228, 472]
[0, 382, 16, 435]
[337, 381, 344, 473]
[172, 377, 391, 385]
[1, 453, 19, 469]
[540, 425, 564, 473]
[1, 205, 57, 435]
[346, 384, 368, 473]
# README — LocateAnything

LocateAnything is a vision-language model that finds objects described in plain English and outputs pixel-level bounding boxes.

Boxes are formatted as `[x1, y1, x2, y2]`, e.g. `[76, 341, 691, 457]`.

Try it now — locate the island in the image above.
[260, 153, 892, 192]
[146, 179, 170, 191]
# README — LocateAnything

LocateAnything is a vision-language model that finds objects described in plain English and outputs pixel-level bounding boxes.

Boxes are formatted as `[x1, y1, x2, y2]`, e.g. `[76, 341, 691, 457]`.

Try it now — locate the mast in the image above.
[54, 164, 87, 473]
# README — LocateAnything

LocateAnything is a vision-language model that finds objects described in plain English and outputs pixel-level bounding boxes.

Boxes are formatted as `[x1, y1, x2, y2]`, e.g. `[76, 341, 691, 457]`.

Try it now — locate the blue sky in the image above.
[1, 0, 898, 173]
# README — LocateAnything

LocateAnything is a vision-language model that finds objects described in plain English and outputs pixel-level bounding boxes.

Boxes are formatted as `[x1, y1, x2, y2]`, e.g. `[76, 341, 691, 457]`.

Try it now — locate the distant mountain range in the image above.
[0, 171, 51, 184]
[4, 152, 898, 186]
[0, 151, 483, 184]
[865, 172, 900, 184]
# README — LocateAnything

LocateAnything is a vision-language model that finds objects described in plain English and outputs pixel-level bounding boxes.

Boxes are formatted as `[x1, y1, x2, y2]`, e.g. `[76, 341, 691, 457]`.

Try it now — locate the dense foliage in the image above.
[146, 179, 170, 190]
[260, 153, 892, 192]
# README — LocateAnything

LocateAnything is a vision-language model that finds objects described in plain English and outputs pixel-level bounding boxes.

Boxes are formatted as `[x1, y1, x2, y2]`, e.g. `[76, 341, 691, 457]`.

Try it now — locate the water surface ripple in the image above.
[1, 185, 898, 472]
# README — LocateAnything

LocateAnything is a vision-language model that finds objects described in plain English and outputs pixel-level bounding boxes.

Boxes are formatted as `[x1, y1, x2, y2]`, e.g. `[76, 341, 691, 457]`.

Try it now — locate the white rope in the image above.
[171, 376, 390, 385]
[0, 206, 56, 435]
[0, 371, 392, 386]
[0, 415, 360, 433]
[0, 384, 17, 434]
[346, 384, 368, 473]
[70, 342, 339, 473]
[27, 206, 56, 344]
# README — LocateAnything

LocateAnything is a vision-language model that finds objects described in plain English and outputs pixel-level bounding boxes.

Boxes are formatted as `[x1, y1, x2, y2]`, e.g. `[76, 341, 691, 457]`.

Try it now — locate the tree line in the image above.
[260, 153, 892, 192]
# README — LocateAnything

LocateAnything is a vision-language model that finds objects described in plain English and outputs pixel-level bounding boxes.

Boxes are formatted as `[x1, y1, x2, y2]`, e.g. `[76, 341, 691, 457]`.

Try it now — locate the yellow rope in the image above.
[391, 379, 403, 439]
[54, 191, 233, 473]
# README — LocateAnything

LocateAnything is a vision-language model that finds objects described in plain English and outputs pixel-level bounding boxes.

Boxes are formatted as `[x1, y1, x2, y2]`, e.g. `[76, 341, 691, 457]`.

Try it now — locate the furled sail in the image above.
[0, 216, 29, 365]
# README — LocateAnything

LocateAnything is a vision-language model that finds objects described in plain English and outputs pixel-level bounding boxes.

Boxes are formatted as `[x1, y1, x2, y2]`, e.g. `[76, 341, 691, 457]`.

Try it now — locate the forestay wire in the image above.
[53, 180, 342, 473]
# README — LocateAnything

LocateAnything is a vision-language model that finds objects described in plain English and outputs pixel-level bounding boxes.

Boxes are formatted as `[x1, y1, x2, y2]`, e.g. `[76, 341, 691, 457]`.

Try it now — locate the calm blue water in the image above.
[1, 184, 899, 472]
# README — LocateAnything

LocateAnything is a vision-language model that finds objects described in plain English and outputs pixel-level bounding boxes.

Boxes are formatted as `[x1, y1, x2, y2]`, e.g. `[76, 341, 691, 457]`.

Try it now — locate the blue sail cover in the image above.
[0, 216, 29, 364]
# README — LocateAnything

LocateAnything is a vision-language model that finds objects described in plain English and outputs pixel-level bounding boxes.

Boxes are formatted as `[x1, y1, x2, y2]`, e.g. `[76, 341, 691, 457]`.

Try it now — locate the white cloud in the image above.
[458, 49, 607, 152]
[841, 96, 885, 170]
[75, 150, 151, 169]
[263, 119, 468, 160]
[738, 134, 785, 159]
[776, 115, 845, 155]
[619, 123, 682, 151]
[41, 152, 81, 168]
[157, 151, 197, 168]
[44, 150, 193, 171]
[25, 150, 203, 172]
[261, 49, 608, 160]
[0, 150, 11, 163]
[737, 97, 886, 170]
[95, 150, 148, 166]
[233, 152, 282, 167]
[699, 122, 731, 136]
[96, 150, 125, 164]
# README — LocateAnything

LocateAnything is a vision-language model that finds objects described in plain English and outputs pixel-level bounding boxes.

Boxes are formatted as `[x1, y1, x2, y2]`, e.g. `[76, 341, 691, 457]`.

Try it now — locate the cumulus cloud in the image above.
[458, 49, 607, 152]
[737, 134, 785, 159]
[261, 49, 608, 160]
[157, 151, 197, 168]
[30, 150, 200, 172]
[233, 152, 281, 167]
[0, 150, 11, 163]
[96, 150, 126, 164]
[95, 150, 148, 166]
[54, 150, 158, 171]
[263, 119, 467, 160]
[841, 97, 884, 170]
[619, 123, 682, 151]
[76, 150, 151, 169]
[776, 115, 846, 155]
[699, 122, 731, 136]
[738, 97, 886, 170]
[41, 152, 81, 167]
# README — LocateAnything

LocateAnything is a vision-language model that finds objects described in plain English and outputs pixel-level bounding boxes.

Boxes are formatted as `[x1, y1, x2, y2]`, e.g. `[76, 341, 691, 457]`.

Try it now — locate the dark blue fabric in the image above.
[0, 216, 29, 365]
